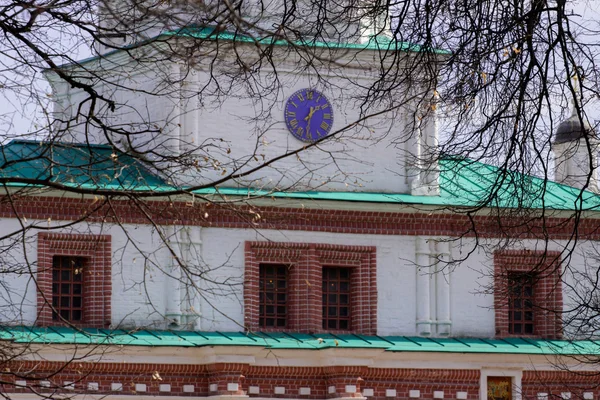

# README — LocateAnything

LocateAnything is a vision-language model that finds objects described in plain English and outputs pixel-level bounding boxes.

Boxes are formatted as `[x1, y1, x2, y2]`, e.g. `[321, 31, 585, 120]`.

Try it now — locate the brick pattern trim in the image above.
[245, 242, 377, 335]
[4, 360, 600, 399]
[37, 233, 111, 328]
[494, 250, 563, 339]
[2, 195, 600, 240]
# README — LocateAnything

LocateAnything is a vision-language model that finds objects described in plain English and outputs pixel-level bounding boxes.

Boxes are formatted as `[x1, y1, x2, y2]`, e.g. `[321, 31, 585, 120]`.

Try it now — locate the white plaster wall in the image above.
[2, 217, 595, 337]
[0, 218, 173, 328]
[50, 46, 423, 194]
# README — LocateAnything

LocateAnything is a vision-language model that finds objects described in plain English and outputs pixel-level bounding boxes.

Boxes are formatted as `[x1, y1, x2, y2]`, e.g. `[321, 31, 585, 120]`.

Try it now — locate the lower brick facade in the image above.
[1, 361, 599, 399]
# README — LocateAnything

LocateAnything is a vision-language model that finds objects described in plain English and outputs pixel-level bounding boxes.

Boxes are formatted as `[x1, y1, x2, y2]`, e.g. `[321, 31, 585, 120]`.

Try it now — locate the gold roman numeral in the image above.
[320, 121, 330, 130]
[290, 119, 298, 128]
[287, 111, 296, 118]
[321, 103, 329, 110]
[307, 91, 314, 100]
[290, 101, 297, 108]
[296, 127, 304, 136]
[297, 92, 304, 101]
[323, 113, 331, 120]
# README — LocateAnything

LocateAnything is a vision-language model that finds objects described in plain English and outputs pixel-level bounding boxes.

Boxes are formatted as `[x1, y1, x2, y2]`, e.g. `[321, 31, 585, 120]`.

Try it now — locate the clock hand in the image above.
[304, 106, 315, 121]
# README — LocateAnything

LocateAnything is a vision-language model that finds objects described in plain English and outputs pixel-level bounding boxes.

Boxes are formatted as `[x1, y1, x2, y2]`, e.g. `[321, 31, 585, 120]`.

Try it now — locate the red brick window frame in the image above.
[37, 233, 111, 328]
[245, 242, 377, 335]
[494, 250, 562, 339]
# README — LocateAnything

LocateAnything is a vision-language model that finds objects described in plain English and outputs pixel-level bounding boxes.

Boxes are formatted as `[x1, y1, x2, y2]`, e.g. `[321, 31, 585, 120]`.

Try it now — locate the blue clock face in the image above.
[284, 88, 334, 142]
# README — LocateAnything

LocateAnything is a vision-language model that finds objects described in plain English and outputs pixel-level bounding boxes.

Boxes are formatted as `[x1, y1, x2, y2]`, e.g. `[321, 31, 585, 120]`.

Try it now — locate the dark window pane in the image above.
[52, 256, 85, 323]
[508, 272, 535, 336]
[259, 264, 288, 328]
[513, 311, 522, 321]
[322, 267, 351, 331]
[513, 299, 521, 309]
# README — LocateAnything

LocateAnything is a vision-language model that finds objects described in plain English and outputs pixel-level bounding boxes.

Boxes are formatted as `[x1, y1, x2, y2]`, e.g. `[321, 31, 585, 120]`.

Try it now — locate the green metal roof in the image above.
[1, 326, 599, 356]
[0, 140, 168, 191]
[2, 140, 599, 212]
[194, 157, 600, 212]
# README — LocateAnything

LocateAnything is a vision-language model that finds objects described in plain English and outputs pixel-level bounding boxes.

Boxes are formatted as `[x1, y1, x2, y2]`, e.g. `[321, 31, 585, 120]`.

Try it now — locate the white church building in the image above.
[1, 1, 600, 400]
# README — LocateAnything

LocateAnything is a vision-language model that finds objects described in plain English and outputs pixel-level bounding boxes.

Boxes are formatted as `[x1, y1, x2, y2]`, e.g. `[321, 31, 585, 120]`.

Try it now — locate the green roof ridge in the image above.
[164, 25, 446, 54]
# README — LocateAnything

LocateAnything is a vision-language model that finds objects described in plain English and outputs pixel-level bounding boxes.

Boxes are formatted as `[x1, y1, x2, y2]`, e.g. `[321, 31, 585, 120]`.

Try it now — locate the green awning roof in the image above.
[1, 326, 599, 356]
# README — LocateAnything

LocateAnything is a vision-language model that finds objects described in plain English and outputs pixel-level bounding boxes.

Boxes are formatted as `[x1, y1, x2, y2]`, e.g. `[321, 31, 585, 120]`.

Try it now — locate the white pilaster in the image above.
[416, 237, 432, 335]
[435, 241, 452, 336]
[165, 226, 182, 326]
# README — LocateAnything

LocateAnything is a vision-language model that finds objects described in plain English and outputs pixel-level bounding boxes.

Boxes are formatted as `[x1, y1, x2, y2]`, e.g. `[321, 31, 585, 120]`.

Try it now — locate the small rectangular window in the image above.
[52, 256, 85, 322]
[508, 272, 535, 335]
[322, 267, 351, 330]
[259, 264, 288, 328]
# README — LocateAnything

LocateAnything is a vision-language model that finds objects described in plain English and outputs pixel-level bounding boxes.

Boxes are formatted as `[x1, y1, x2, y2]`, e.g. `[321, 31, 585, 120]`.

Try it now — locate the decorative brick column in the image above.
[37, 232, 111, 327]
[494, 250, 562, 339]
[244, 242, 377, 335]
